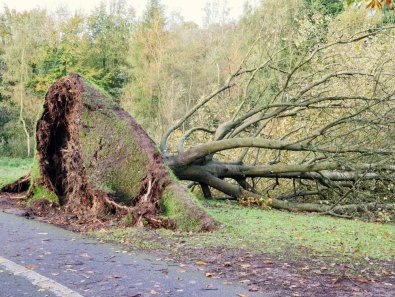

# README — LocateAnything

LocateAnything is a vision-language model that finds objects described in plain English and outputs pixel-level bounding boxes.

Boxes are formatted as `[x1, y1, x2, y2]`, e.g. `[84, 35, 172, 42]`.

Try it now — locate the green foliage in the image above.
[0, 3, 133, 158]
[0, 101, 19, 156]
[29, 5, 132, 97]
[304, 0, 344, 16]
[382, 2, 395, 22]
[123, 0, 167, 131]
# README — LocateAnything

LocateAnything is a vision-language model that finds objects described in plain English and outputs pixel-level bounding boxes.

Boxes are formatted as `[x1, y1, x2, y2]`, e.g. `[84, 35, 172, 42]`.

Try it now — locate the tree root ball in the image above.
[32, 73, 217, 231]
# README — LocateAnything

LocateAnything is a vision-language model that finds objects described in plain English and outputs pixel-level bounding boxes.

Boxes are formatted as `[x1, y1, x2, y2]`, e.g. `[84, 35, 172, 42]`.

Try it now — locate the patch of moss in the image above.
[25, 155, 58, 206]
[79, 108, 149, 203]
[27, 185, 59, 206]
[29, 156, 40, 186]
[81, 78, 116, 108]
[160, 185, 207, 232]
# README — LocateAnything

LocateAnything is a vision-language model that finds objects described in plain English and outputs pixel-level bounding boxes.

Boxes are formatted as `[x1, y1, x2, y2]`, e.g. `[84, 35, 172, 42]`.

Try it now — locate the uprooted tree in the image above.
[2, 25, 395, 230]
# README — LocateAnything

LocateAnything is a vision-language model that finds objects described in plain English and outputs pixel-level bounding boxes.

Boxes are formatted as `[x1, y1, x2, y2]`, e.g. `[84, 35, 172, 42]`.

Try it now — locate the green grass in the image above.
[93, 201, 395, 261]
[206, 203, 394, 259]
[0, 157, 32, 188]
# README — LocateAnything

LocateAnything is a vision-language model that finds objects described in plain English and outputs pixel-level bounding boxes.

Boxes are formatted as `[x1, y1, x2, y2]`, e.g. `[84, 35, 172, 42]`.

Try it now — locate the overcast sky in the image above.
[0, 0, 259, 26]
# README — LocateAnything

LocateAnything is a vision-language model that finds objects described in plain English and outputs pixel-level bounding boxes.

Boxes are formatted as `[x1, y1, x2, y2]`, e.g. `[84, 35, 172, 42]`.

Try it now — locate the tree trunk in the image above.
[29, 73, 217, 231]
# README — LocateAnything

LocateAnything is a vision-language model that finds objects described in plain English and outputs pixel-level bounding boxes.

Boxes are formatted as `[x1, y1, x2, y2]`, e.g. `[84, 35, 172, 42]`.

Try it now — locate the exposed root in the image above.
[1, 174, 31, 193]
[102, 195, 130, 212]
[141, 178, 153, 203]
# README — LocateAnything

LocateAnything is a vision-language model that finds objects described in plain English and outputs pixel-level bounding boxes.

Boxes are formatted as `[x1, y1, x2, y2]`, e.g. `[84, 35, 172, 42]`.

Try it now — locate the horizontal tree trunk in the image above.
[171, 161, 392, 185]
[170, 138, 393, 167]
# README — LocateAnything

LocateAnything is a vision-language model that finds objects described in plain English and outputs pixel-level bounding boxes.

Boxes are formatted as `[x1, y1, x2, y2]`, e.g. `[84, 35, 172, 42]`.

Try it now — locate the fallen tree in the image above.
[3, 26, 395, 228]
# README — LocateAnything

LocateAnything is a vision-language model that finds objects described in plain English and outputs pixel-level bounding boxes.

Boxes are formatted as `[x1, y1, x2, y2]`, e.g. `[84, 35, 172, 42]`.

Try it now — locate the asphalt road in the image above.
[0, 212, 265, 297]
[0, 269, 56, 297]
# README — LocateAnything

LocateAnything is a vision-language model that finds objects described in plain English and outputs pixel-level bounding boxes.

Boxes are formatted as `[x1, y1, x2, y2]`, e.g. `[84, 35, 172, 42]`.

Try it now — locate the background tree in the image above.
[0, 8, 50, 157]
[0, 1, 133, 157]
[122, 0, 166, 134]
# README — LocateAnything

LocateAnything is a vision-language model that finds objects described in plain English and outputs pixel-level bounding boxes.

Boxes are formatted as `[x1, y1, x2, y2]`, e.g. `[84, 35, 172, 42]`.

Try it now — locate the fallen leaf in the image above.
[205, 272, 214, 277]
[381, 270, 390, 276]
[355, 277, 369, 284]
[149, 289, 158, 295]
[240, 279, 251, 284]
[25, 265, 38, 270]
[107, 275, 121, 279]
[196, 261, 206, 265]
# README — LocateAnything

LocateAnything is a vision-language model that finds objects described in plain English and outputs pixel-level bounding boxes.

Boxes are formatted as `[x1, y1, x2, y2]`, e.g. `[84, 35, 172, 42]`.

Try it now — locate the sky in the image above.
[0, 0, 259, 26]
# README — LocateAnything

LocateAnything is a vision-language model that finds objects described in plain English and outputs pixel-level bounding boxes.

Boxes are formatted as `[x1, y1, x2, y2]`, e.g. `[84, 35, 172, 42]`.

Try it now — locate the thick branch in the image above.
[171, 138, 393, 167]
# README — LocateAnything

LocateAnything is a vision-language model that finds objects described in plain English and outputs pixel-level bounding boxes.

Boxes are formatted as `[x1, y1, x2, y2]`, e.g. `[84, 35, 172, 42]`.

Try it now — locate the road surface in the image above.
[0, 212, 265, 297]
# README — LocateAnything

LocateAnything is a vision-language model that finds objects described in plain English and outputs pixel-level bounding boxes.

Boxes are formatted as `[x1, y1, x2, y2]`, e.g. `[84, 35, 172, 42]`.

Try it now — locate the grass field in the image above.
[93, 201, 395, 262]
[0, 157, 32, 188]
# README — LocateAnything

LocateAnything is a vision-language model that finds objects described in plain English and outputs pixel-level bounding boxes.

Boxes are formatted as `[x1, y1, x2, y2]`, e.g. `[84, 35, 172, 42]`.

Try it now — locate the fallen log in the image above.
[20, 73, 216, 231]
